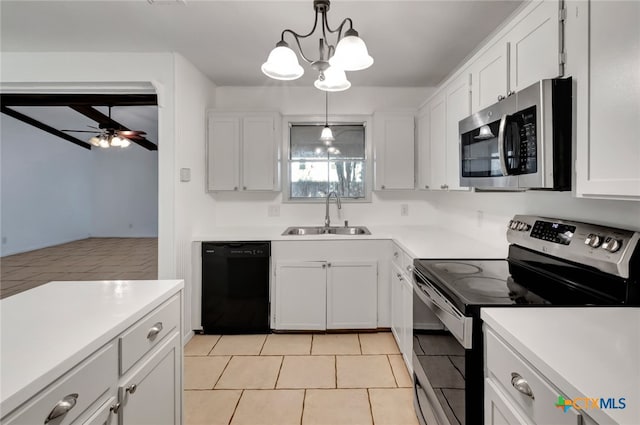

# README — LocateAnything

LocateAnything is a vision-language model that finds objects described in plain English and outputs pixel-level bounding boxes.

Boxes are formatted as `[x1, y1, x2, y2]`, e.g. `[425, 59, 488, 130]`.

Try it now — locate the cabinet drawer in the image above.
[4, 343, 117, 425]
[119, 295, 180, 375]
[485, 329, 581, 425]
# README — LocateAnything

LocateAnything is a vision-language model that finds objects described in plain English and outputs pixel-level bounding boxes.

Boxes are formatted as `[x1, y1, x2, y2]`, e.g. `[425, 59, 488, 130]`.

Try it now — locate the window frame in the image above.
[282, 115, 373, 203]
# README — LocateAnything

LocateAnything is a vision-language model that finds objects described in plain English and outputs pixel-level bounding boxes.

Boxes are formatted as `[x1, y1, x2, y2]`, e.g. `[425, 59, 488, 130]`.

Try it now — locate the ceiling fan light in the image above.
[120, 138, 131, 148]
[330, 29, 374, 71]
[320, 126, 335, 143]
[314, 66, 351, 92]
[261, 42, 304, 81]
[88, 136, 101, 147]
[98, 137, 110, 148]
[110, 136, 123, 147]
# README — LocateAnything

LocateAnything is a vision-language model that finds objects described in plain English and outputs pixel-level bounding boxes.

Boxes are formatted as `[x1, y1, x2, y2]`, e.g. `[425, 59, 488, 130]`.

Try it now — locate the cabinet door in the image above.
[118, 333, 181, 425]
[471, 40, 509, 112]
[390, 266, 403, 347]
[207, 115, 240, 191]
[327, 261, 378, 329]
[428, 93, 447, 190]
[242, 114, 278, 191]
[445, 72, 471, 191]
[484, 379, 530, 425]
[374, 112, 415, 190]
[508, 0, 561, 92]
[275, 262, 327, 330]
[575, 0, 640, 198]
[400, 274, 413, 372]
[416, 110, 431, 190]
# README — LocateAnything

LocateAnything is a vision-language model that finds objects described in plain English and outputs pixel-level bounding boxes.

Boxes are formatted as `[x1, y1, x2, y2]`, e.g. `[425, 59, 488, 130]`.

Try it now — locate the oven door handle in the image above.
[497, 113, 510, 176]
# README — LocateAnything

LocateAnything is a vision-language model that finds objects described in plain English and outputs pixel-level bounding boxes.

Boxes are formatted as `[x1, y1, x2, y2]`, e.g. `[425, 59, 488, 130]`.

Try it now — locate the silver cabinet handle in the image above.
[126, 383, 137, 394]
[440, 184, 446, 189]
[498, 94, 505, 101]
[233, 186, 238, 191]
[507, 90, 515, 97]
[45, 393, 78, 424]
[406, 265, 414, 273]
[322, 264, 326, 269]
[393, 252, 399, 258]
[424, 185, 429, 189]
[381, 185, 386, 189]
[147, 322, 163, 339]
[511, 373, 534, 399]
[243, 186, 247, 190]
[110, 402, 121, 414]
[327, 263, 332, 268]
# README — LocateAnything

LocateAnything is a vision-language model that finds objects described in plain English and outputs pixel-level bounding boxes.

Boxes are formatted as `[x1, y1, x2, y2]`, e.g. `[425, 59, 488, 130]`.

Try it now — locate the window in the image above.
[287, 123, 369, 201]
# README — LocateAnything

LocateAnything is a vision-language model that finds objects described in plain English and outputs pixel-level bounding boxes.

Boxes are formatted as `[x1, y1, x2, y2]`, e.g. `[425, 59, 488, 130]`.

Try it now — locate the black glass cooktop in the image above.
[414, 259, 551, 313]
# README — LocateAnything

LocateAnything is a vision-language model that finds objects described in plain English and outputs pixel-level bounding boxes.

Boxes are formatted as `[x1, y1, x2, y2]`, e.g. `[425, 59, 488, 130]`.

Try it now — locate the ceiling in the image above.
[0, 0, 523, 88]
[0, 1, 523, 150]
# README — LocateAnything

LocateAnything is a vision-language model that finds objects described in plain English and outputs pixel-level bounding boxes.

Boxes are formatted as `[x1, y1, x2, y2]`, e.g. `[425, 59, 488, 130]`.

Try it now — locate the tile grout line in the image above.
[366, 388, 376, 425]
[357, 333, 363, 354]
[206, 336, 222, 356]
[386, 354, 400, 387]
[226, 388, 244, 425]
[258, 334, 268, 355]
[334, 355, 338, 389]
[211, 355, 233, 389]
[300, 388, 307, 425]
[274, 355, 285, 389]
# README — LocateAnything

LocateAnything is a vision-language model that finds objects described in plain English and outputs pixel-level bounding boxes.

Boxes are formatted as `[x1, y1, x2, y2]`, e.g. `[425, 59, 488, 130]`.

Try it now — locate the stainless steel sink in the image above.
[282, 226, 371, 236]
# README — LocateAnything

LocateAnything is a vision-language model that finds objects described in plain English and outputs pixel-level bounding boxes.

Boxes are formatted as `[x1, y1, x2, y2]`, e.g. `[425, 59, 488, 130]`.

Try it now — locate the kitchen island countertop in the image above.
[481, 307, 640, 425]
[0, 279, 184, 417]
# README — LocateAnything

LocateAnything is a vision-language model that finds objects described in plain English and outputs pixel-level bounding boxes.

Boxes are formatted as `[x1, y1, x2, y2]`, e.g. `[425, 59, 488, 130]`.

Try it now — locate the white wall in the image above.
[0, 114, 92, 256]
[426, 190, 640, 257]
[1, 52, 178, 278]
[91, 145, 158, 237]
[209, 86, 437, 228]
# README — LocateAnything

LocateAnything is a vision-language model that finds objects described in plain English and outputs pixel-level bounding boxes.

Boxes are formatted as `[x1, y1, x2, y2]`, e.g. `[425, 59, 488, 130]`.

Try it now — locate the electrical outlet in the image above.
[268, 205, 280, 217]
[180, 168, 191, 182]
[400, 204, 409, 216]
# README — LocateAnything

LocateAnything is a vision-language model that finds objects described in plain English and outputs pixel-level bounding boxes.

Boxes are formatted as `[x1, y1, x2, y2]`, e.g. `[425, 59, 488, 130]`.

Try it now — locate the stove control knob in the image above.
[517, 222, 528, 231]
[602, 238, 622, 253]
[510, 220, 519, 230]
[585, 234, 602, 248]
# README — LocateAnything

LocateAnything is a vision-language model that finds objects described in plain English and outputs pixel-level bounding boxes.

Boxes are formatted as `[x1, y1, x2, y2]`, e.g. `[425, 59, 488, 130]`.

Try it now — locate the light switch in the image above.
[180, 168, 191, 182]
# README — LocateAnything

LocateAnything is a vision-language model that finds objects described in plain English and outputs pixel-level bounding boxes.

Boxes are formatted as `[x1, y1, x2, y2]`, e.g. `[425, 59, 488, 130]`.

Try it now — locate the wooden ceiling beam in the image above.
[0, 94, 157, 107]
[70, 105, 158, 151]
[1, 106, 91, 150]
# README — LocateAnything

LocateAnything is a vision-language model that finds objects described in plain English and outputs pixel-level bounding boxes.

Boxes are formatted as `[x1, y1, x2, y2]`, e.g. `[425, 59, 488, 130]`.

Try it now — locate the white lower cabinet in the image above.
[390, 264, 413, 372]
[274, 260, 378, 331]
[484, 327, 582, 425]
[275, 262, 327, 330]
[117, 333, 182, 425]
[327, 262, 378, 329]
[272, 241, 387, 331]
[2, 292, 183, 425]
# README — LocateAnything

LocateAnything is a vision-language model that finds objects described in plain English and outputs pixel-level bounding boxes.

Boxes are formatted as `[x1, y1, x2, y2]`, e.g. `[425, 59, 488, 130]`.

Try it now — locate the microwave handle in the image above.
[497, 113, 510, 176]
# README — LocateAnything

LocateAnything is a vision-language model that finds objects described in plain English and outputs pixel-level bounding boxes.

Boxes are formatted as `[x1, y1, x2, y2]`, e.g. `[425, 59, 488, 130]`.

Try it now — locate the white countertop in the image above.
[193, 224, 506, 259]
[481, 307, 640, 425]
[0, 279, 184, 416]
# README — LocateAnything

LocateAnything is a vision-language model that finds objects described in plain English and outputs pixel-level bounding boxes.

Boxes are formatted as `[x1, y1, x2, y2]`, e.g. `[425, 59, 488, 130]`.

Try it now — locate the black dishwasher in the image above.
[201, 242, 271, 334]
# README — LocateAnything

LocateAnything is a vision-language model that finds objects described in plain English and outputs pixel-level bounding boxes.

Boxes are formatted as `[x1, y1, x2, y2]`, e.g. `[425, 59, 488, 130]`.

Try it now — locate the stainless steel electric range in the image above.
[412, 215, 640, 425]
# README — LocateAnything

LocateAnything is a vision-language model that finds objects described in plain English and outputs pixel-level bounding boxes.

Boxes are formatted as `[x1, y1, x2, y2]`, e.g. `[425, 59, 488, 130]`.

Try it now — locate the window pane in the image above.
[290, 161, 329, 198]
[329, 160, 365, 198]
[290, 125, 365, 160]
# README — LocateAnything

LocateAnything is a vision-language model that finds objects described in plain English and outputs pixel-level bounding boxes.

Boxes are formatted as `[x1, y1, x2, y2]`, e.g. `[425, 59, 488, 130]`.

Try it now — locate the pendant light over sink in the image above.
[261, 0, 373, 91]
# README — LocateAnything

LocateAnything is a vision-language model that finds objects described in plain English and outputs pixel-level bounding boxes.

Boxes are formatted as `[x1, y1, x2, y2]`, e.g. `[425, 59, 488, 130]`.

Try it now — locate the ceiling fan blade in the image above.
[117, 130, 147, 137]
[61, 129, 100, 133]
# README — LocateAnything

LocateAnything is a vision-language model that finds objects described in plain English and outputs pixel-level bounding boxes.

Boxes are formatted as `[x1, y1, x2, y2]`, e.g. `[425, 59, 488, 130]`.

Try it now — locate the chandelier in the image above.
[261, 0, 374, 91]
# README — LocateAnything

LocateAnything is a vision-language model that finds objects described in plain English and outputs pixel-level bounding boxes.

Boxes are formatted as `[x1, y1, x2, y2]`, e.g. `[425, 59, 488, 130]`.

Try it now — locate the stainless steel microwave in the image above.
[458, 78, 572, 190]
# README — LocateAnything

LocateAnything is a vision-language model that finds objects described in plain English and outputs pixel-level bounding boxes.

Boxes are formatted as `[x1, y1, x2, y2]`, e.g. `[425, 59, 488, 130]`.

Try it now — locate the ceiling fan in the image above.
[62, 106, 146, 148]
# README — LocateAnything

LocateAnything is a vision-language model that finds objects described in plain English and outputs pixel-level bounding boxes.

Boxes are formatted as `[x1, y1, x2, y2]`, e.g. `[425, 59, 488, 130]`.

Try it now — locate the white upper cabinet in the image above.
[470, 0, 562, 113]
[428, 92, 447, 190]
[507, 0, 562, 92]
[373, 111, 415, 190]
[445, 73, 472, 191]
[571, 0, 640, 199]
[422, 77, 470, 192]
[207, 111, 281, 192]
[471, 39, 509, 112]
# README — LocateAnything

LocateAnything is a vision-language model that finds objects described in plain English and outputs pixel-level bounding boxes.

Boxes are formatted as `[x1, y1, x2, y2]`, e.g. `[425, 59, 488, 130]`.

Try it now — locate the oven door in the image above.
[413, 275, 470, 425]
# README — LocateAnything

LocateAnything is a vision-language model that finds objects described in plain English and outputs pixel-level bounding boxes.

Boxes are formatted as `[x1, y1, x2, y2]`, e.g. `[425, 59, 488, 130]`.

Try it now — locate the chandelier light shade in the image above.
[262, 0, 373, 91]
[261, 41, 305, 80]
[314, 66, 351, 92]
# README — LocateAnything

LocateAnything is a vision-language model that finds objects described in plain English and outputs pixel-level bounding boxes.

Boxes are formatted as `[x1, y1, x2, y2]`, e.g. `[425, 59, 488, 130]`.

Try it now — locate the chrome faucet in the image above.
[324, 191, 341, 227]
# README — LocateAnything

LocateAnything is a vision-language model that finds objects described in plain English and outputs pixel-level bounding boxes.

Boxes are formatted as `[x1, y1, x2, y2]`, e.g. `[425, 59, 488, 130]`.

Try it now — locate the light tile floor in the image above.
[184, 332, 419, 425]
[0, 238, 157, 299]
